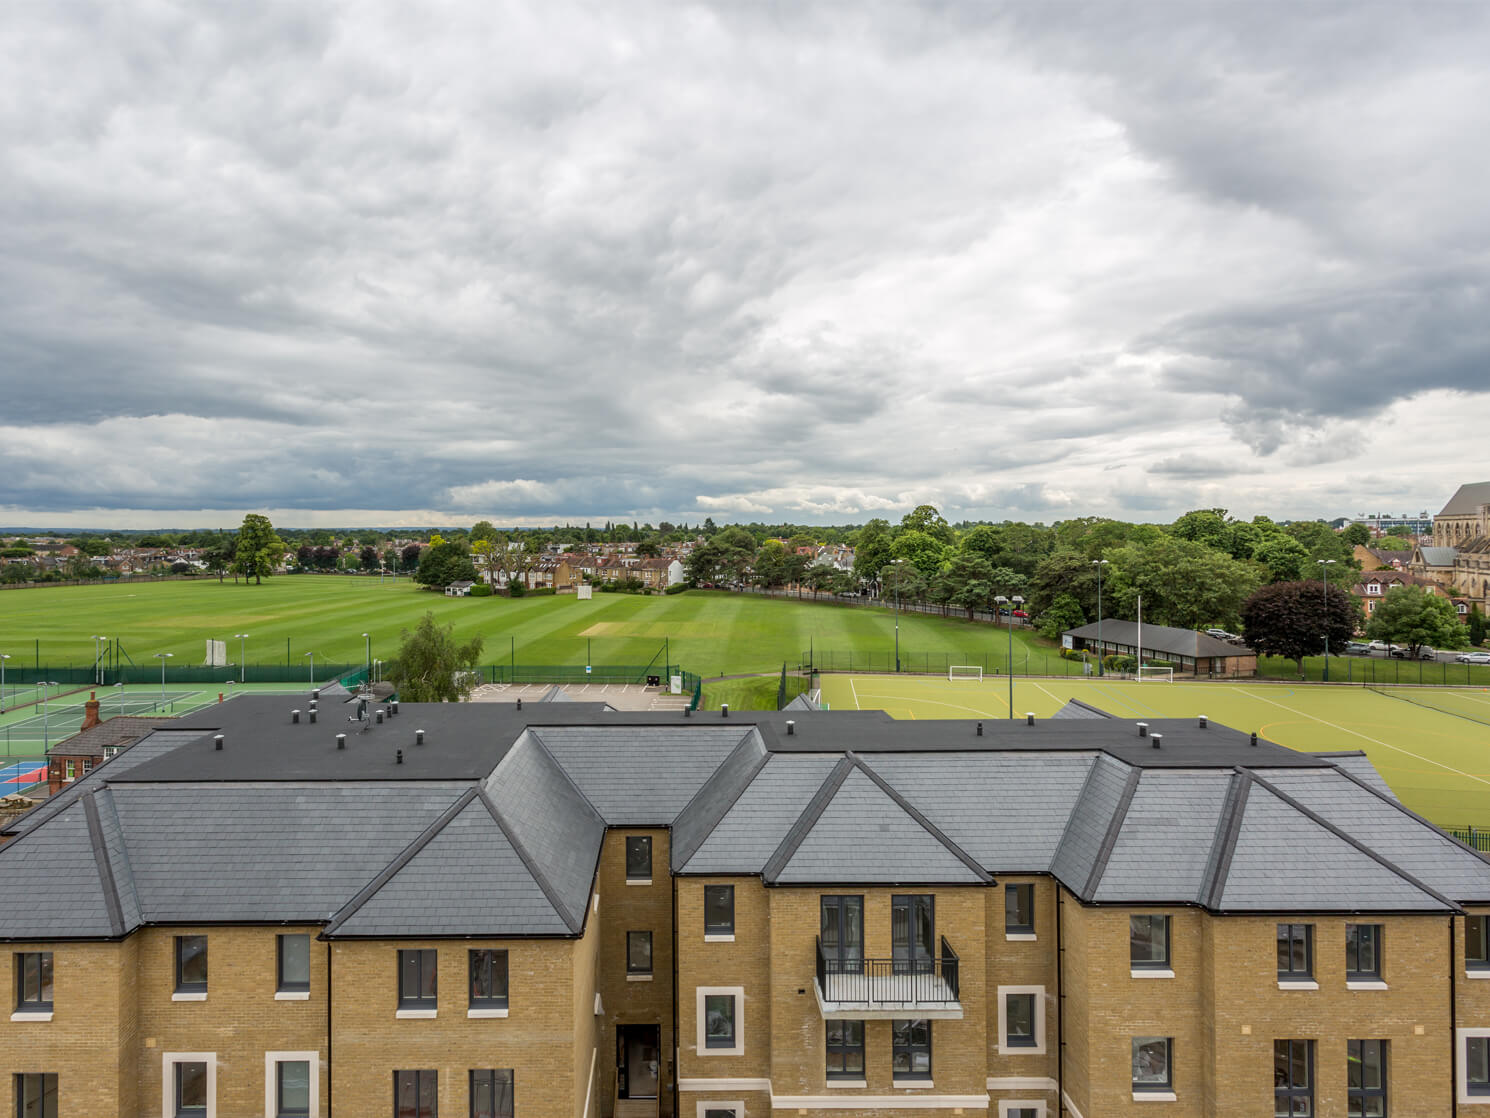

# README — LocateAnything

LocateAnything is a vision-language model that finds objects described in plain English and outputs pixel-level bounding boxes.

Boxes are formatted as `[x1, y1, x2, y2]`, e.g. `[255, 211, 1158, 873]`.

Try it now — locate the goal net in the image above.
[203, 639, 227, 667]
[948, 665, 983, 682]
[1136, 665, 1174, 683]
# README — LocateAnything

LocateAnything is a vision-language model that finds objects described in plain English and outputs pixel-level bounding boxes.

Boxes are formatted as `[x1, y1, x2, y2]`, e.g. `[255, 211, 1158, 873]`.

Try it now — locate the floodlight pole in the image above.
[0, 653, 8, 713]
[995, 594, 1025, 719]
[363, 633, 371, 676]
[41, 682, 59, 750]
[1318, 559, 1336, 682]
[114, 681, 125, 716]
[892, 559, 906, 673]
[1092, 559, 1109, 676]
[304, 651, 315, 685]
[235, 633, 249, 676]
[154, 653, 173, 699]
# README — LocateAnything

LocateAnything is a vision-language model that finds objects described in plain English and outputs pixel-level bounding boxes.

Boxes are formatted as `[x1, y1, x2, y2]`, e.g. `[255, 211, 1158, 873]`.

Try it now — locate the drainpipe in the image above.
[327, 938, 333, 1118]
[1056, 888, 1065, 1115]
[671, 868, 680, 1118]
[1452, 917, 1459, 1118]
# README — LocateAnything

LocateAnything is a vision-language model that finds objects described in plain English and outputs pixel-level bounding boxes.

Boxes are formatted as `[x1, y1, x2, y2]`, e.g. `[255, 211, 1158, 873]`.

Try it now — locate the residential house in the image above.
[1351, 570, 1454, 623]
[1352, 545, 1411, 571]
[43, 698, 166, 795]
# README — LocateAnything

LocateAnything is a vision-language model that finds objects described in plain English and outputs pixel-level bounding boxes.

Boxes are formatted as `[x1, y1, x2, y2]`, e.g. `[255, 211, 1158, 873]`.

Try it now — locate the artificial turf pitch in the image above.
[818, 673, 1490, 828]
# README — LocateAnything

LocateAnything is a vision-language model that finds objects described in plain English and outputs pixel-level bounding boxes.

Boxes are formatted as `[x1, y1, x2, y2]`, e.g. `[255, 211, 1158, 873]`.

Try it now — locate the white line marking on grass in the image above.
[1239, 688, 1490, 789]
[849, 677, 862, 711]
[1032, 682, 1063, 708]
[853, 692, 1002, 719]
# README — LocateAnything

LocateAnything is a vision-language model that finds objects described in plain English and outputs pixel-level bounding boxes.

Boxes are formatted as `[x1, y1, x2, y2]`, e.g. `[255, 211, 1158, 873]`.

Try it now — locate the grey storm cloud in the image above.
[1, 0, 1488, 528]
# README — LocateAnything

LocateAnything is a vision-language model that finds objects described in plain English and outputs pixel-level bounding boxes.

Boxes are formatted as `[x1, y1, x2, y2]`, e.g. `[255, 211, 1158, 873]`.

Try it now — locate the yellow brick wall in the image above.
[596, 828, 675, 1115]
[1057, 889, 1090, 1116]
[678, 876, 772, 1082]
[573, 898, 603, 1118]
[987, 875, 1060, 1091]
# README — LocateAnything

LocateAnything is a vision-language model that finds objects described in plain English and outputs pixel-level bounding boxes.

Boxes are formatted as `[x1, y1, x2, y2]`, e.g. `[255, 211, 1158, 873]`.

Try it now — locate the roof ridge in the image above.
[1083, 766, 1141, 898]
[851, 754, 992, 883]
[670, 728, 770, 870]
[1050, 754, 1111, 873]
[1201, 769, 1252, 909]
[762, 754, 854, 883]
[81, 791, 125, 938]
[92, 786, 142, 925]
[478, 789, 582, 933]
[1323, 761, 1490, 871]
[1247, 773, 1460, 912]
[322, 788, 479, 936]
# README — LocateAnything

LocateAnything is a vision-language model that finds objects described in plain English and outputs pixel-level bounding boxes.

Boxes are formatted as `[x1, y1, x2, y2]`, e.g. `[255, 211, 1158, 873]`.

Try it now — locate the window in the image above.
[892, 1019, 932, 1080]
[891, 895, 934, 972]
[1005, 993, 1037, 1047]
[1348, 1040, 1387, 1117]
[1131, 1037, 1172, 1092]
[469, 1069, 512, 1118]
[276, 1060, 311, 1118]
[64, 761, 74, 781]
[394, 1070, 437, 1118]
[1275, 1040, 1313, 1116]
[469, 950, 508, 1010]
[702, 1109, 741, 1118]
[278, 935, 310, 993]
[820, 896, 864, 971]
[14, 953, 52, 1012]
[175, 935, 207, 994]
[999, 1108, 1043, 1118]
[625, 836, 652, 881]
[627, 932, 653, 976]
[176, 1061, 208, 1116]
[398, 950, 437, 1011]
[825, 1020, 864, 1080]
[1277, 924, 1313, 981]
[1466, 1034, 1490, 1098]
[1005, 883, 1034, 936]
[12, 1074, 56, 1118]
[704, 886, 735, 937]
[1468, 916, 1489, 971]
[1130, 915, 1170, 970]
[1346, 925, 1382, 980]
[704, 994, 735, 1049]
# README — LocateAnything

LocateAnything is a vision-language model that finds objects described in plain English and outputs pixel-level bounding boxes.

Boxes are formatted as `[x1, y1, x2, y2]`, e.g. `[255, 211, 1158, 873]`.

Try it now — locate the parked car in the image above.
[1205, 628, 1237, 641]
[1390, 646, 1436, 660]
[1012, 609, 1028, 619]
[1366, 640, 1391, 652]
[1343, 641, 1371, 655]
[1456, 651, 1490, 664]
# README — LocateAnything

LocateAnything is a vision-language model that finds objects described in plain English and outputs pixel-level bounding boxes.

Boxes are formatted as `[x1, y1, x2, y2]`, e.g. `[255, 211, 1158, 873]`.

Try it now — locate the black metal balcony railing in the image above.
[815, 935, 960, 1006]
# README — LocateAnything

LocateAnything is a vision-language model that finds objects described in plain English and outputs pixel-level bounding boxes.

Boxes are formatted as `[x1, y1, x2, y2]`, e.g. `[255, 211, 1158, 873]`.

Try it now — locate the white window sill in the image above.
[996, 1046, 1045, 1057]
[1133, 1091, 1177, 1102]
[1277, 980, 1318, 991]
[1131, 969, 1175, 979]
[467, 1007, 509, 1019]
[626, 879, 652, 887]
[171, 991, 207, 1002]
[894, 1080, 934, 1089]
[828, 1081, 867, 1089]
[10, 1011, 52, 1022]
[627, 973, 654, 982]
[1005, 933, 1037, 942]
[1347, 979, 1388, 991]
[1467, 970, 1490, 980]
[274, 991, 310, 1001]
[704, 934, 736, 943]
[395, 1008, 437, 1019]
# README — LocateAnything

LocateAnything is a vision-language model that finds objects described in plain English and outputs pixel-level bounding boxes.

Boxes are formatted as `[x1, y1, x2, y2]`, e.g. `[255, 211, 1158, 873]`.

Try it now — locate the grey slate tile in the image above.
[0, 800, 118, 938]
[1050, 753, 1132, 891]
[671, 730, 769, 871]
[682, 754, 841, 874]
[1092, 770, 1233, 902]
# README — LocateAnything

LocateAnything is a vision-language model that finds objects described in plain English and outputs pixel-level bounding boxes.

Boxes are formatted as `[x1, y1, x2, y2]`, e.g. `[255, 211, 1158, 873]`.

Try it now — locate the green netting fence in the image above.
[1447, 827, 1490, 854]
[1, 663, 365, 688]
[777, 664, 811, 709]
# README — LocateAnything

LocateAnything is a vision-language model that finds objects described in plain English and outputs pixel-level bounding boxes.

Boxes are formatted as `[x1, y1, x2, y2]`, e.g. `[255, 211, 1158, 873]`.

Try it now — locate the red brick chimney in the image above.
[81, 691, 101, 731]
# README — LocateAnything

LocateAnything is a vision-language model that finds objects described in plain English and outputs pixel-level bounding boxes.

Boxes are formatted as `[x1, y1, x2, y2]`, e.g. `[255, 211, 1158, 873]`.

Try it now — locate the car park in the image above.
[1456, 651, 1490, 664]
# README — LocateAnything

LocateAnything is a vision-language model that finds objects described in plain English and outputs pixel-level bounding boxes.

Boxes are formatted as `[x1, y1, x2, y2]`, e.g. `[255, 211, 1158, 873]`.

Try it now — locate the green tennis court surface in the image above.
[818, 674, 1490, 827]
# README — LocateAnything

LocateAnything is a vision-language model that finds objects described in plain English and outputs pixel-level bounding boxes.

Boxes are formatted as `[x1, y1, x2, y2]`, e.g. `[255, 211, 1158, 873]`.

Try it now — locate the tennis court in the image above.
[817, 674, 1490, 826]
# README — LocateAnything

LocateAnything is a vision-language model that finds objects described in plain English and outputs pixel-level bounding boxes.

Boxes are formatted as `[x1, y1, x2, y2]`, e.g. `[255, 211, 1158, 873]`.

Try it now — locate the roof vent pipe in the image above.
[786, 720, 795, 735]
[976, 721, 983, 736]
[1027, 712, 1036, 726]
[1199, 715, 1208, 729]
[396, 749, 403, 765]
[1151, 733, 1163, 750]
[390, 701, 399, 715]
[516, 697, 522, 711]
[721, 703, 729, 718]
[416, 729, 425, 746]
[1137, 722, 1148, 737]
[292, 710, 300, 724]
[1250, 731, 1258, 747]
[312, 689, 321, 701]
[309, 709, 317, 724]
[376, 710, 384, 724]
[214, 734, 223, 751]
[684, 707, 691, 717]
[336, 734, 346, 750]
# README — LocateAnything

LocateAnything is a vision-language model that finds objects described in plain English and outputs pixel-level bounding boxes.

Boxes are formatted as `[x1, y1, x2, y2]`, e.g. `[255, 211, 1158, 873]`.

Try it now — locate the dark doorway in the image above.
[617, 1024, 661, 1099]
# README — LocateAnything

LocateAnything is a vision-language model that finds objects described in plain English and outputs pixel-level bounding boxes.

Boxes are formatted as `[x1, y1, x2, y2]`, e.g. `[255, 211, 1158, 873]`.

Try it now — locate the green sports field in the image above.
[818, 673, 1490, 827]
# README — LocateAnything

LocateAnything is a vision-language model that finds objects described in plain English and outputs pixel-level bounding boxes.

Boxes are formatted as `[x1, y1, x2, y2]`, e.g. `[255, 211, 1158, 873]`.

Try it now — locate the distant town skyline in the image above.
[3, 3, 1488, 529]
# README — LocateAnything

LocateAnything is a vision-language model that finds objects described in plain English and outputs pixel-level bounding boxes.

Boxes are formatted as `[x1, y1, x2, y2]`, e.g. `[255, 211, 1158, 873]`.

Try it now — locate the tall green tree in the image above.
[900, 504, 954, 544]
[1027, 550, 1100, 620]
[1342, 523, 1372, 548]
[232, 514, 286, 585]
[1106, 536, 1262, 631]
[1169, 508, 1232, 551]
[1037, 592, 1086, 640]
[1241, 580, 1358, 675]
[390, 613, 485, 702]
[1365, 587, 1467, 657]
[891, 530, 948, 579]
[852, 519, 895, 587]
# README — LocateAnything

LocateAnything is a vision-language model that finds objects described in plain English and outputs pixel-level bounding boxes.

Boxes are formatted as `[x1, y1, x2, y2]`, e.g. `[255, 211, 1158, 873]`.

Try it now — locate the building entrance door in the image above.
[617, 1024, 660, 1099]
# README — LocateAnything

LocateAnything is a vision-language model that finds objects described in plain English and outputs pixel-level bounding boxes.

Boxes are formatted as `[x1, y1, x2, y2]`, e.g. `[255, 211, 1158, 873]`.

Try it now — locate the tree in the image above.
[880, 562, 928, 605]
[900, 505, 954, 544]
[202, 542, 235, 583]
[935, 552, 994, 619]
[232, 514, 286, 585]
[1105, 536, 1262, 631]
[891, 530, 947, 579]
[1342, 523, 1372, 548]
[471, 539, 502, 590]
[1241, 581, 1358, 675]
[636, 540, 661, 558]
[359, 546, 379, 571]
[852, 519, 895, 588]
[1169, 508, 1232, 551]
[1027, 549, 1099, 620]
[414, 539, 478, 588]
[1365, 587, 1467, 657]
[1469, 606, 1486, 647]
[470, 521, 498, 544]
[401, 543, 423, 571]
[752, 540, 789, 589]
[1252, 535, 1310, 583]
[390, 613, 485, 702]
[1037, 592, 1086, 640]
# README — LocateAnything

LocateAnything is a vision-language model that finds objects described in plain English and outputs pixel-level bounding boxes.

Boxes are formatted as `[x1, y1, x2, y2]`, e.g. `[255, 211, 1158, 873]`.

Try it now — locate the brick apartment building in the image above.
[1, 695, 1489, 1116]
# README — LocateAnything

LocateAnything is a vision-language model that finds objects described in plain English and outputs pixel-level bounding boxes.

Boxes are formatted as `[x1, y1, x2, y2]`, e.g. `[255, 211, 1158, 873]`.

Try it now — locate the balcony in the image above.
[814, 935, 962, 1019]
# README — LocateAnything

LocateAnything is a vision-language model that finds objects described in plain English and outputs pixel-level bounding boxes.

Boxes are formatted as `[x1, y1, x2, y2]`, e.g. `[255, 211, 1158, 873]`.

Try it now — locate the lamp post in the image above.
[1092, 559, 1109, 676]
[114, 681, 125, 716]
[304, 651, 315, 685]
[92, 636, 107, 686]
[891, 559, 906, 673]
[234, 633, 249, 677]
[363, 632, 371, 676]
[1318, 559, 1336, 683]
[153, 652, 173, 699]
[995, 594, 1025, 719]
[0, 653, 8, 713]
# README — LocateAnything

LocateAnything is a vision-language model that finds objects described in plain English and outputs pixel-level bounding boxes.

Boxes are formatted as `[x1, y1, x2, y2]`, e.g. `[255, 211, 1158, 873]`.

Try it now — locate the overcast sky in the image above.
[3, 2, 1487, 530]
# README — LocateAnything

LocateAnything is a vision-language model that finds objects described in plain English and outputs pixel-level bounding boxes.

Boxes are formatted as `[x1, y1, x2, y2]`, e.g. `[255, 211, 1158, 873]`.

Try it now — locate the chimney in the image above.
[1137, 722, 1148, 737]
[81, 693, 101, 731]
[1151, 733, 1163, 750]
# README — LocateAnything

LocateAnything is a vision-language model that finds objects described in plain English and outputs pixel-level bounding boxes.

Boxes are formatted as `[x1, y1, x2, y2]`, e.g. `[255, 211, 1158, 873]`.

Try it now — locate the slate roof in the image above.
[1052, 699, 1111, 720]
[1417, 546, 1459, 567]
[1438, 482, 1490, 517]
[1064, 620, 1252, 659]
[46, 715, 163, 760]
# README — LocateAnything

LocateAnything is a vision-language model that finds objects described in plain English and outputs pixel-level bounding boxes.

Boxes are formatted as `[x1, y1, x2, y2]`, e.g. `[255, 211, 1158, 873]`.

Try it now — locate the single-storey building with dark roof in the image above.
[1063, 618, 1258, 676]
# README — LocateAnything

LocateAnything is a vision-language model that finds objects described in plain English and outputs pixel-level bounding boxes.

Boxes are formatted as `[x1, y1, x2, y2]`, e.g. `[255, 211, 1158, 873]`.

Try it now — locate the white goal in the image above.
[948, 665, 984, 682]
[1136, 665, 1174, 683]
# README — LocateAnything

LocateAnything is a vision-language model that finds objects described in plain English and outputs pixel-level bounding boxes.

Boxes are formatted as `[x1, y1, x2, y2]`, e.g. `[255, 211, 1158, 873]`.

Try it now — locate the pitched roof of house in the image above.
[1438, 482, 1490, 517]
[1417, 546, 1459, 566]
[45, 715, 163, 760]
[1063, 620, 1252, 659]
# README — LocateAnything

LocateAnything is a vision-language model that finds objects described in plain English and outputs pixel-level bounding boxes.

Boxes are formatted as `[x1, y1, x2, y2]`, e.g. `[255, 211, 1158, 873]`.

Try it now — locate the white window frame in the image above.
[998, 1103, 1048, 1118]
[696, 986, 745, 1057]
[163, 1051, 216, 1118]
[696, 1103, 743, 1118]
[997, 985, 1047, 1055]
[264, 1050, 320, 1118]
[1459, 1028, 1490, 1104]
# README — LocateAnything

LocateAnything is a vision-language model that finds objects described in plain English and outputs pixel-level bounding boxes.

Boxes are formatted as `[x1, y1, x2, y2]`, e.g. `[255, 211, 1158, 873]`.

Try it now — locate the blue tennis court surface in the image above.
[0, 760, 47, 788]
